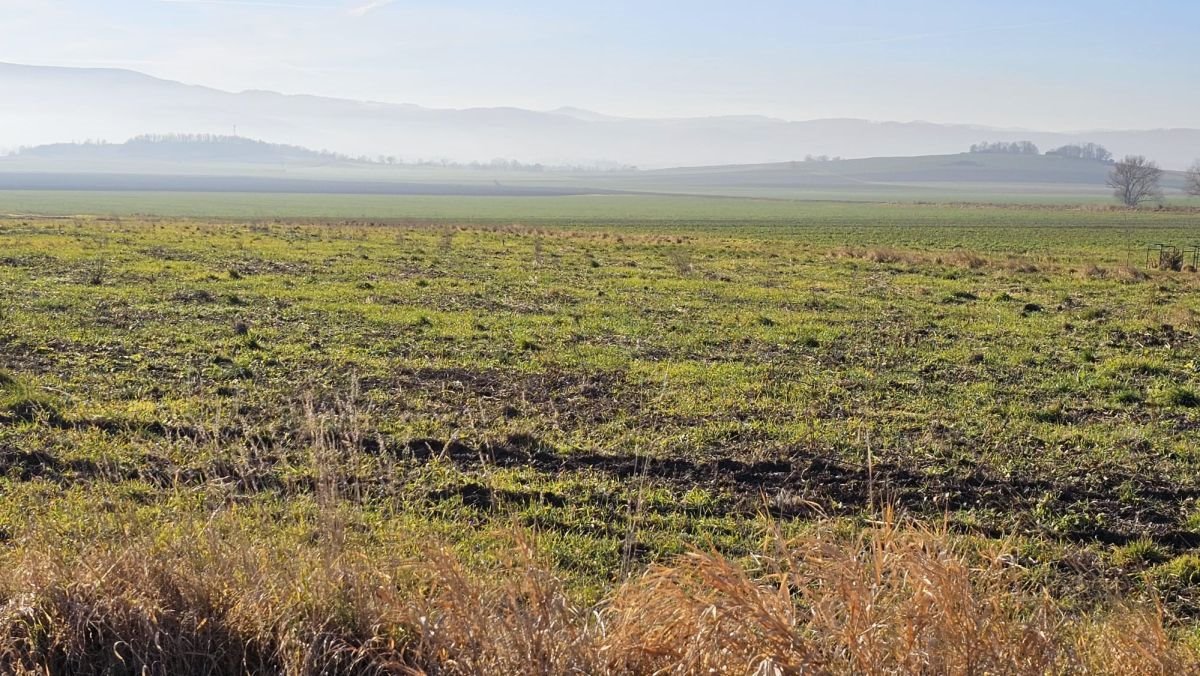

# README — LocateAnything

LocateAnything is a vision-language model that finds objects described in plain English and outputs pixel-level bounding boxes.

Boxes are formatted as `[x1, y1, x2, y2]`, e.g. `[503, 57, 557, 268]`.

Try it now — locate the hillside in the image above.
[586, 153, 1191, 201]
[8, 135, 355, 168]
[640, 153, 1118, 186]
[582, 153, 1191, 201]
[0, 135, 628, 197]
[2, 62, 1199, 169]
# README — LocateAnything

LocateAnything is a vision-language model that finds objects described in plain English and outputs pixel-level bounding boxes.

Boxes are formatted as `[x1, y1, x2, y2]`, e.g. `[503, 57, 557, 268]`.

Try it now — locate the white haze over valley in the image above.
[2, 63, 1199, 170]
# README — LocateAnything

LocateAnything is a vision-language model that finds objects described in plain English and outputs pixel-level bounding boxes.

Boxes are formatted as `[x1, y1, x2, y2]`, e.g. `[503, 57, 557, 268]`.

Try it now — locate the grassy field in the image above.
[2, 203, 1200, 672]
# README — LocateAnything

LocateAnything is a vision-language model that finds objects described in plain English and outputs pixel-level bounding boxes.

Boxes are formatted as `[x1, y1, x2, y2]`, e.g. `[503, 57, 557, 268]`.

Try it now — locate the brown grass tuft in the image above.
[1001, 257, 1040, 273]
[941, 250, 988, 269]
[1114, 265, 1150, 282]
[0, 514, 1194, 675]
[830, 246, 924, 266]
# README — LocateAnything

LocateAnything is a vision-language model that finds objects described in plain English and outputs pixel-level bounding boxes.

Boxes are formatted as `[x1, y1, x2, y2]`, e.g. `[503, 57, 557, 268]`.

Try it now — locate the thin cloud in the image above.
[153, 0, 324, 9]
[348, 0, 396, 17]
[827, 20, 1067, 48]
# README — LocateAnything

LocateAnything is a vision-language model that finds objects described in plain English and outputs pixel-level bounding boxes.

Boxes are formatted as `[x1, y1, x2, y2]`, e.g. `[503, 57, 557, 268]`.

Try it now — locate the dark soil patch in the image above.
[372, 366, 635, 426]
[427, 482, 569, 510]
[396, 435, 1200, 548]
[0, 447, 99, 482]
[1105, 325, 1193, 349]
[69, 417, 286, 449]
[169, 289, 217, 304]
[0, 336, 71, 375]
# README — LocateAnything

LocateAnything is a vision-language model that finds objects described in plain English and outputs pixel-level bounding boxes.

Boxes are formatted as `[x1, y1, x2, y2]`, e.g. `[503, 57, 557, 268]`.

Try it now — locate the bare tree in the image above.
[1187, 160, 1200, 197]
[1107, 155, 1163, 207]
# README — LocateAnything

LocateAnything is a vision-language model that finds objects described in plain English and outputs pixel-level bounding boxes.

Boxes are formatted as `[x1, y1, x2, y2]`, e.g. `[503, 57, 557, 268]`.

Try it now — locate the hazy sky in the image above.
[2, 0, 1197, 129]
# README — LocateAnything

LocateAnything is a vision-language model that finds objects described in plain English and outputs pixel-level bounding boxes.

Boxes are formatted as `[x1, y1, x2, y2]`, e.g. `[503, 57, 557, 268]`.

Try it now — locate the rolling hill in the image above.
[639, 153, 1119, 186]
[1, 134, 1190, 203]
[10, 135, 354, 166]
[590, 153, 1193, 201]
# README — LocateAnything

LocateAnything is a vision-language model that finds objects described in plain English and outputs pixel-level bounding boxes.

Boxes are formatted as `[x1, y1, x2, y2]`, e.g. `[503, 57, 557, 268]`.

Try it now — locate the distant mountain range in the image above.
[2, 62, 1199, 169]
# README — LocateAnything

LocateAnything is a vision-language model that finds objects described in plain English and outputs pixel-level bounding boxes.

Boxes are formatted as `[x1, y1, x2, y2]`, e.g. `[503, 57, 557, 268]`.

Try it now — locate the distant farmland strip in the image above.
[0, 172, 632, 196]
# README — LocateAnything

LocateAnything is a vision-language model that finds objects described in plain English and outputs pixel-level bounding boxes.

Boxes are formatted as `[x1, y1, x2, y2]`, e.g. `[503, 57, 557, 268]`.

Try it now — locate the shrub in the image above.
[1160, 249, 1184, 272]
[1112, 539, 1167, 568]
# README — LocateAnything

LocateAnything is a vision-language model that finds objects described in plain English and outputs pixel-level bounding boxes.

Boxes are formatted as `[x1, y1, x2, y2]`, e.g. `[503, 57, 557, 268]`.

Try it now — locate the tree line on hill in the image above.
[968, 140, 1113, 162]
[5, 134, 637, 172]
[969, 141, 1041, 155]
[1047, 142, 1113, 162]
[8, 134, 356, 162]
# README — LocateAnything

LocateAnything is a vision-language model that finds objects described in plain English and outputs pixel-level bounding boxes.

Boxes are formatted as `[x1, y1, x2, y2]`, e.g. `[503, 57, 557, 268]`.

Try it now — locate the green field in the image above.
[4, 150, 1197, 206]
[3, 188, 1199, 222]
[2, 202, 1200, 671]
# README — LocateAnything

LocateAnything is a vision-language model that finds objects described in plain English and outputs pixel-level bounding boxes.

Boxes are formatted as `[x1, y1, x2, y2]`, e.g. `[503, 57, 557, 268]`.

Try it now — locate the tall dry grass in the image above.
[0, 512, 1194, 675]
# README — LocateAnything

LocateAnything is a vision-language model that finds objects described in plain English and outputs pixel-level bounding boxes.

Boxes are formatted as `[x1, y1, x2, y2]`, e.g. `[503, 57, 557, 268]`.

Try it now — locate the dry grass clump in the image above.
[830, 246, 924, 266]
[1115, 265, 1150, 282]
[862, 247, 920, 265]
[1000, 256, 1040, 273]
[937, 250, 988, 269]
[603, 516, 1192, 675]
[0, 514, 1194, 675]
[1078, 264, 1150, 283]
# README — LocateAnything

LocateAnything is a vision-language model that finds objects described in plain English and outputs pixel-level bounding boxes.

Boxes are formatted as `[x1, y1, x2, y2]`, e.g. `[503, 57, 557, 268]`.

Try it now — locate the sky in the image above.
[1, 0, 1197, 130]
